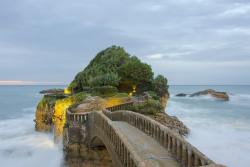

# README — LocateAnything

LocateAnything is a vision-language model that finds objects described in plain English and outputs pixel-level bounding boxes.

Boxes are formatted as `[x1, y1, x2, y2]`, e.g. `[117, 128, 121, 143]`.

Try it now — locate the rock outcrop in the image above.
[176, 89, 229, 101]
[149, 112, 189, 136]
[160, 93, 169, 109]
[190, 89, 229, 101]
[176, 93, 188, 97]
[35, 95, 58, 131]
[39, 89, 64, 95]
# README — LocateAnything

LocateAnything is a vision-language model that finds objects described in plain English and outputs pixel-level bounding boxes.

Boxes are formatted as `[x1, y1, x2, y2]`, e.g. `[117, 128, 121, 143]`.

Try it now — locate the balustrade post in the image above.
[172, 137, 176, 156]
[194, 154, 200, 167]
[182, 144, 187, 166]
[187, 148, 193, 167]
[176, 140, 181, 161]
[168, 135, 171, 151]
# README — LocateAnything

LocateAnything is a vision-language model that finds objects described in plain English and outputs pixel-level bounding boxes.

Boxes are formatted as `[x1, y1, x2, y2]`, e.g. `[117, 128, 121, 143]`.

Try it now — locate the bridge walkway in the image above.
[113, 121, 181, 167]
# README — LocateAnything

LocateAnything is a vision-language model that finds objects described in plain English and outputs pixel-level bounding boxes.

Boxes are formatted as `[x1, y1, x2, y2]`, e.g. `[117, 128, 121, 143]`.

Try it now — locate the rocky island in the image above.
[34, 46, 190, 166]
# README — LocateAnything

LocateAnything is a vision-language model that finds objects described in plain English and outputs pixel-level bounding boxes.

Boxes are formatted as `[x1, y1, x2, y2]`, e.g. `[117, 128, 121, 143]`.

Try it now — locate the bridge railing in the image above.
[66, 110, 89, 126]
[92, 111, 146, 167]
[106, 102, 134, 112]
[66, 109, 147, 167]
[103, 109, 215, 167]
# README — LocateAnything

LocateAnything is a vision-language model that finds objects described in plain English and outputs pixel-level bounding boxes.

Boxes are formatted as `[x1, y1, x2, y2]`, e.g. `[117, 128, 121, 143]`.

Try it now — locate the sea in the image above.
[0, 85, 249, 167]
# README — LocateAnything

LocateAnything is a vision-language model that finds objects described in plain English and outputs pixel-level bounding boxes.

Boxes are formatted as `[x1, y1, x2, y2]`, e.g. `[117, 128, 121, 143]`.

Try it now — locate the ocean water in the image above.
[0, 85, 65, 167]
[0, 85, 249, 167]
[167, 85, 250, 167]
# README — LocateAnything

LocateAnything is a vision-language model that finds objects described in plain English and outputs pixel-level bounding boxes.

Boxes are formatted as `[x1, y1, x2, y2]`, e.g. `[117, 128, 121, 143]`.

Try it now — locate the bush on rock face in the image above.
[88, 73, 120, 87]
[153, 75, 169, 97]
[68, 46, 156, 94]
[118, 56, 154, 93]
[128, 99, 163, 115]
[92, 86, 118, 96]
[67, 45, 169, 104]
[69, 46, 130, 92]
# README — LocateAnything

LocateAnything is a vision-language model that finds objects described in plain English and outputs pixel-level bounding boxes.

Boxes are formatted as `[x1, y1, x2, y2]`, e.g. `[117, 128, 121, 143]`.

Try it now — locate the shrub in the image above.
[118, 56, 154, 93]
[72, 92, 88, 103]
[92, 86, 118, 96]
[128, 99, 163, 115]
[88, 73, 120, 87]
[146, 91, 160, 100]
[152, 75, 169, 97]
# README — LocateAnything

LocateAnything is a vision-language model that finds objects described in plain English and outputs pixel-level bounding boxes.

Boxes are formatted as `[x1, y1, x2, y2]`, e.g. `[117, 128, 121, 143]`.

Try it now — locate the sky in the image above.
[0, 0, 250, 85]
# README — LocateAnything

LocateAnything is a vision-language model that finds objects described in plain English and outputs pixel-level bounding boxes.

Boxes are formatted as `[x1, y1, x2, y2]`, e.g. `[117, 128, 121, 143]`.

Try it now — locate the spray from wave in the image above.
[167, 93, 250, 167]
[0, 113, 63, 167]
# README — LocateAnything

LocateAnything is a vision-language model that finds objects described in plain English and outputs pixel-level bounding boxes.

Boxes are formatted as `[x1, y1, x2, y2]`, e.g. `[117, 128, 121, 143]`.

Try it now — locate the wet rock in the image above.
[190, 89, 229, 101]
[160, 93, 169, 109]
[39, 89, 64, 95]
[149, 112, 189, 136]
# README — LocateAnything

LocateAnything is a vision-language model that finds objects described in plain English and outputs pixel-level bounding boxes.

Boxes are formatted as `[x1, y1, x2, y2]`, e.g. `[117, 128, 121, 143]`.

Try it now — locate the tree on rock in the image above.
[153, 75, 169, 97]
[118, 56, 154, 93]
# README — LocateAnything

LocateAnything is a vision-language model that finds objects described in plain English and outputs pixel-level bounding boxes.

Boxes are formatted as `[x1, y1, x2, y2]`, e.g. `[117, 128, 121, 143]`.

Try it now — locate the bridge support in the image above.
[63, 115, 113, 166]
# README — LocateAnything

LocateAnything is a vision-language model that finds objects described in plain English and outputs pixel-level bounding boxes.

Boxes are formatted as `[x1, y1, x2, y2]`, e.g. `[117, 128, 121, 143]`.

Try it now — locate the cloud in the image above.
[219, 4, 250, 17]
[146, 53, 164, 60]
[0, 0, 249, 84]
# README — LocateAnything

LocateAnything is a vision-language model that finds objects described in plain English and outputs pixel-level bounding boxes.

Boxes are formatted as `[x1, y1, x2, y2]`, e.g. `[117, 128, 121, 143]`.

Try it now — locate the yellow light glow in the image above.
[128, 92, 133, 96]
[53, 96, 74, 141]
[132, 85, 136, 93]
[64, 87, 71, 95]
[104, 97, 125, 108]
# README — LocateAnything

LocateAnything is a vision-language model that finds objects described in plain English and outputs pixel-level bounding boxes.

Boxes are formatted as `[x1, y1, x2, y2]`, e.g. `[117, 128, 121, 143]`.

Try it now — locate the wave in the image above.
[166, 95, 250, 167]
[0, 114, 63, 167]
[229, 94, 250, 107]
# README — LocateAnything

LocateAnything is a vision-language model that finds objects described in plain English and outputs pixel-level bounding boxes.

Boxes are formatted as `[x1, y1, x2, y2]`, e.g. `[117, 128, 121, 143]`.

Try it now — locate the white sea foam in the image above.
[229, 94, 250, 107]
[167, 94, 250, 167]
[0, 114, 63, 167]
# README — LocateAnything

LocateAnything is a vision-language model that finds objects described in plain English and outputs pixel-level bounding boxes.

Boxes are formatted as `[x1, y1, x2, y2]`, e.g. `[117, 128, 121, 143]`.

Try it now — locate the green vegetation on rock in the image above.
[68, 45, 169, 99]
[128, 99, 164, 115]
[153, 75, 169, 97]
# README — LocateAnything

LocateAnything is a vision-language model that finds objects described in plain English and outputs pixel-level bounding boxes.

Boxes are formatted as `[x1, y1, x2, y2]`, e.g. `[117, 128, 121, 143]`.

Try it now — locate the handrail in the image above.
[66, 109, 147, 167]
[106, 101, 134, 112]
[92, 111, 146, 167]
[66, 101, 217, 167]
[66, 110, 90, 125]
[103, 109, 215, 167]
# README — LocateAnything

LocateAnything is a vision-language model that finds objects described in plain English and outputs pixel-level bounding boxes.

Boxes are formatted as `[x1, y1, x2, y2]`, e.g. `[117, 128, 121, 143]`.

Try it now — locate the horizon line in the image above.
[0, 80, 66, 85]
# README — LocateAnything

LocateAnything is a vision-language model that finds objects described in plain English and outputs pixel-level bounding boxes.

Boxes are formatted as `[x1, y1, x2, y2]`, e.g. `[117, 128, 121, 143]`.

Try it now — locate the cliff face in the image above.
[35, 95, 58, 132]
[160, 93, 169, 109]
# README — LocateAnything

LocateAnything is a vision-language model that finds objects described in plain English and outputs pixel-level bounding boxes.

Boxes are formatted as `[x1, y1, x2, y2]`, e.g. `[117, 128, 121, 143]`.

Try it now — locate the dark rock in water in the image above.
[190, 89, 229, 101]
[176, 93, 188, 97]
[40, 89, 64, 95]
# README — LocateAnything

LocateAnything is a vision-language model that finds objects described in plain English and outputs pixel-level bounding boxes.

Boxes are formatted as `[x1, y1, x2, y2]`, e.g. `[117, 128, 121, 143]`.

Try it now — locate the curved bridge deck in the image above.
[113, 121, 180, 167]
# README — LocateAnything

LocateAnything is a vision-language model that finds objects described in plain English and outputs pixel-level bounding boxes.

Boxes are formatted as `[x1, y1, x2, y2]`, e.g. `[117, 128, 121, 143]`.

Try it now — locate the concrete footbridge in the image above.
[65, 102, 222, 167]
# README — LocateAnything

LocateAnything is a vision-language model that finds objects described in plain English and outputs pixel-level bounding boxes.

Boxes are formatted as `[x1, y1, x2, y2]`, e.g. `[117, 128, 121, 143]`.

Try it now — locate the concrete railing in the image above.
[66, 110, 89, 126]
[103, 109, 215, 167]
[66, 109, 146, 167]
[66, 101, 219, 167]
[106, 102, 134, 112]
[91, 111, 146, 167]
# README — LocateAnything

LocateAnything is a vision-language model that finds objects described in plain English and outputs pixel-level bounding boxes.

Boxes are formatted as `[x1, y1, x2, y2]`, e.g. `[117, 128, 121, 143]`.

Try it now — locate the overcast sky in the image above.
[0, 0, 250, 85]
